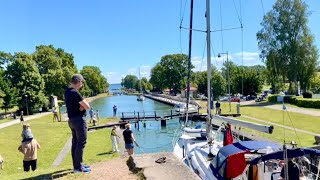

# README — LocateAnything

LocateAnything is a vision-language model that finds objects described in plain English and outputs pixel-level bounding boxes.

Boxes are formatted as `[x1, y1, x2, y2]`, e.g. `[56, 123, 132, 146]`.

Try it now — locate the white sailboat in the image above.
[174, 0, 320, 179]
[137, 67, 145, 101]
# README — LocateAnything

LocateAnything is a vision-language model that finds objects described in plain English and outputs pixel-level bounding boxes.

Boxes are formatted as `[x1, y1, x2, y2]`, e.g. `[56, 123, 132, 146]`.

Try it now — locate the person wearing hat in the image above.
[123, 124, 138, 156]
[64, 74, 91, 173]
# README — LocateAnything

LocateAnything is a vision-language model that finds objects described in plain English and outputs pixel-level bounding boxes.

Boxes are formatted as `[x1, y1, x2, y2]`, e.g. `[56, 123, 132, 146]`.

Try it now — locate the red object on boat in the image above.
[226, 151, 247, 179]
[223, 123, 234, 146]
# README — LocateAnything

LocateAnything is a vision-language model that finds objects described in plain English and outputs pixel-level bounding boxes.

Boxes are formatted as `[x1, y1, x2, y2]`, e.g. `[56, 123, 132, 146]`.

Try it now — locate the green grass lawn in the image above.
[198, 101, 319, 146]
[0, 118, 14, 124]
[0, 115, 120, 180]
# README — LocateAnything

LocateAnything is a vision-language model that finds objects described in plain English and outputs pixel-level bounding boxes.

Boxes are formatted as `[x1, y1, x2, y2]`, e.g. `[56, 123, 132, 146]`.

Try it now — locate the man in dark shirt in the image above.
[215, 101, 221, 115]
[123, 124, 137, 156]
[279, 159, 302, 180]
[64, 74, 91, 173]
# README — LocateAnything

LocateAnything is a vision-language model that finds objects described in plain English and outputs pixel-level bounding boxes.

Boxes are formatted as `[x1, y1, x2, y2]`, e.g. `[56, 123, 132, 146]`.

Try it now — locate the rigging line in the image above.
[232, 0, 243, 26]
[210, 40, 219, 68]
[199, 39, 207, 72]
[260, 0, 266, 16]
[180, 0, 189, 26]
[219, 0, 224, 52]
[285, 109, 303, 148]
[180, 26, 243, 33]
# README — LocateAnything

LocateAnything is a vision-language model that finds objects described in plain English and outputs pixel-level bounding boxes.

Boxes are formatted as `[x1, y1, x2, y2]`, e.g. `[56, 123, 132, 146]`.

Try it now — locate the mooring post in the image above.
[170, 109, 173, 119]
[138, 112, 140, 121]
[161, 118, 166, 126]
[154, 111, 157, 120]
[143, 121, 146, 127]
[122, 112, 124, 121]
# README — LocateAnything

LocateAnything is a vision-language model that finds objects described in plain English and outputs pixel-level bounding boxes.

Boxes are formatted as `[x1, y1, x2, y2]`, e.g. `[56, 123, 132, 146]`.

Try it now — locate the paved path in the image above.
[0, 112, 51, 129]
[242, 115, 320, 137]
[264, 104, 320, 117]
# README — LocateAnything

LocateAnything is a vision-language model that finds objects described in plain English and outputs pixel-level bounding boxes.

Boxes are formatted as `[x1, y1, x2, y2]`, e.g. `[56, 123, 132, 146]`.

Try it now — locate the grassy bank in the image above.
[85, 93, 112, 103]
[0, 115, 121, 179]
[197, 100, 318, 147]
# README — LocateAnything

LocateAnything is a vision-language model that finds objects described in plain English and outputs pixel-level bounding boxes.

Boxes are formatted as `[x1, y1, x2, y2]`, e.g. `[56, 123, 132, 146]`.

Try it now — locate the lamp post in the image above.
[25, 95, 29, 115]
[218, 51, 231, 112]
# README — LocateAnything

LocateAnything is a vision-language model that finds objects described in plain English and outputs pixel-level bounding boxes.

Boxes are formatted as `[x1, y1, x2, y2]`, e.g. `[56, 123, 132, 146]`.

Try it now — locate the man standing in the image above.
[64, 74, 91, 173]
[113, 105, 117, 117]
[215, 101, 221, 115]
[89, 108, 94, 124]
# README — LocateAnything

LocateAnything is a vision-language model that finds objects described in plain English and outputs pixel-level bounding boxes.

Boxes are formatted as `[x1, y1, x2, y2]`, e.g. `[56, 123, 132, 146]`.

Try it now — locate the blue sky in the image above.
[0, 0, 319, 84]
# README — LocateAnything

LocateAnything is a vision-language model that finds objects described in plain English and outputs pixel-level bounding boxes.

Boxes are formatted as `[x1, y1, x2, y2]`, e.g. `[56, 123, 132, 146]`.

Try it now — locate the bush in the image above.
[268, 95, 278, 102]
[283, 95, 297, 104]
[295, 98, 320, 108]
[302, 91, 313, 98]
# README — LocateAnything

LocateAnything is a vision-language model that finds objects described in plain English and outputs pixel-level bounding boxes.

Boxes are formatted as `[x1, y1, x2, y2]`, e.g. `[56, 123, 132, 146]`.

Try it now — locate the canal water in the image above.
[90, 94, 187, 154]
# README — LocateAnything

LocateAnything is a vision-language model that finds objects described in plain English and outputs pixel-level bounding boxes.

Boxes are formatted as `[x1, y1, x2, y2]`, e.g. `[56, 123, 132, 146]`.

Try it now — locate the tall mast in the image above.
[206, 0, 213, 146]
[185, 0, 194, 125]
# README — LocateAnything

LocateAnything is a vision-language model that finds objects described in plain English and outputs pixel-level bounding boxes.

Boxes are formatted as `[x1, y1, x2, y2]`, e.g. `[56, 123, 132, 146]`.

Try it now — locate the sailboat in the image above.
[137, 67, 145, 101]
[174, 0, 320, 179]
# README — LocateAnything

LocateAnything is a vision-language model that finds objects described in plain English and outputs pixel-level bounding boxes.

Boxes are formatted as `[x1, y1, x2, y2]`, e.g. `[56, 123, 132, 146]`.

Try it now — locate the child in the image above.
[92, 113, 98, 126]
[18, 138, 40, 172]
[21, 124, 34, 142]
[111, 126, 120, 152]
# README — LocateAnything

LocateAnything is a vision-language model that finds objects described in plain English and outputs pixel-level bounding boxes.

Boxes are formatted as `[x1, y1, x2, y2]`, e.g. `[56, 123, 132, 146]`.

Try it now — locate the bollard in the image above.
[143, 121, 146, 127]
[161, 119, 166, 126]
[237, 102, 240, 114]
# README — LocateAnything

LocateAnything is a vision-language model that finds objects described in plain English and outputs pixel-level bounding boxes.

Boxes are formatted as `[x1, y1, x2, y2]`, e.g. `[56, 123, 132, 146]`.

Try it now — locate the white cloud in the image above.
[233, 52, 259, 61]
[104, 72, 122, 84]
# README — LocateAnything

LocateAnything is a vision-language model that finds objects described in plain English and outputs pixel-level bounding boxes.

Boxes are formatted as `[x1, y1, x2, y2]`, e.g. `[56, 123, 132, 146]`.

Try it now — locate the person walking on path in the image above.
[96, 110, 100, 121]
[123, 124, 138, 156]
[64, 74, 91, 173]
[18, 138, 40, 172]
[111, 126, 120, 152]
[52, 108, 59, 122]
[113, 105, 117, 117]
[20, 111, 24, 123]
[215, 101, 221, 115]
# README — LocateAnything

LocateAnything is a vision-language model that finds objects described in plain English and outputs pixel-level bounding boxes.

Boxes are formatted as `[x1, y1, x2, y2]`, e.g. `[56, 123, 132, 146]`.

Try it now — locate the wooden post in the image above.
[170, 109, 173, 119]
[143, 121, 146, 127]
[154, 111, 157, 120]
[122, 112, 124, 121]
[138, 112, 140, 121]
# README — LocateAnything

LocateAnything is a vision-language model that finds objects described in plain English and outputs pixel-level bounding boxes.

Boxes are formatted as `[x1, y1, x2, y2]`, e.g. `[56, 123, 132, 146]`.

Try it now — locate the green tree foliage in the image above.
[310, 73, 320, 94]
[33, 45, 78, 98]
[195, 68, 226, 100]
[149, 54, 192, 93]
[231, 67, 264, 96]
[149, 63, 165, 91]
[135, 77, 153, 92]
[121, 75, 138, 89]
[6, 52, 46, 113]
[0, 70, 18, 114]
[257, 0, 319, 94]
[80, 66, 109, 95]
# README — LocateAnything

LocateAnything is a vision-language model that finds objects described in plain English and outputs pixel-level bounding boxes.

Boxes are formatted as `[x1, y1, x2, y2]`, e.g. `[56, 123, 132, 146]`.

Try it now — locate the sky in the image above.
[0, 0, 319, 84]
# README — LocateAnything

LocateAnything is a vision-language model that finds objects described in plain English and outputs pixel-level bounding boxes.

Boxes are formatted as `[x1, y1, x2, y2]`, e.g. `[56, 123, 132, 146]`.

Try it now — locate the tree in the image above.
[135, 77, 153, 92]
[6, 52, 46, 114]
[121, 75, 138, 89]
[232, 67, 263, 96]
[257, 0, 318, 94]
[195, 68, 226, 100]
[80, 66, 109, 95]
[159, 54, 192, 94]
[33, 45, 66, 98]
[0, 70, 18, 114]
[149, 63, 165, 91]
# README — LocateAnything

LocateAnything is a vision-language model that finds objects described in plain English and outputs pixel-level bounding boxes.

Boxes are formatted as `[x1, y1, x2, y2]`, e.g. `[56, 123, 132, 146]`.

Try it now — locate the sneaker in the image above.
[73, 167, 91, 174]
[82, 164, 90, 169]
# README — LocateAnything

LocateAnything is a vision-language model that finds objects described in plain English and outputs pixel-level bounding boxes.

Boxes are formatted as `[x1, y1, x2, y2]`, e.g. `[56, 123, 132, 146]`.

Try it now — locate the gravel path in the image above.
[0, 112, 51, 129]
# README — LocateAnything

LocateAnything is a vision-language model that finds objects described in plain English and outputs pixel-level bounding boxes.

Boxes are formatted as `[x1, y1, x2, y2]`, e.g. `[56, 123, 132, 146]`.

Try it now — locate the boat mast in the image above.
[206, 0, 213, 144]
[139, 67, 142, 94]
[185, 0, 194, 126]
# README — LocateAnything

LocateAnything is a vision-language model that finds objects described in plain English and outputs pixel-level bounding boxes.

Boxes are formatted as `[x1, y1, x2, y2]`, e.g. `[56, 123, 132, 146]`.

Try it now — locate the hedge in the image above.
[268, 95, 320, 108]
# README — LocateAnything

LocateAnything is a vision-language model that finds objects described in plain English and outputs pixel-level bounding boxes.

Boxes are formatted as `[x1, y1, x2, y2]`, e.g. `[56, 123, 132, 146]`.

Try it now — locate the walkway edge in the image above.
[51, 137, 72, 167]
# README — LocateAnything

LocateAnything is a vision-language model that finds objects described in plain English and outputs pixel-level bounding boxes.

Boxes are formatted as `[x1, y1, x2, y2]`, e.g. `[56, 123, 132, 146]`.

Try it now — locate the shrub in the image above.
[295, 98, 320, 108]
[302, 91, 313, 98]
[268, 95, 278, 102]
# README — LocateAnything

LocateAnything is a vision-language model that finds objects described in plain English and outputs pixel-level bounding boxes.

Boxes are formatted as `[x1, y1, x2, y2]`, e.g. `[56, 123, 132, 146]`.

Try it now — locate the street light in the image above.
[218, 51, 231, 112]
[25, 95, 29, 116]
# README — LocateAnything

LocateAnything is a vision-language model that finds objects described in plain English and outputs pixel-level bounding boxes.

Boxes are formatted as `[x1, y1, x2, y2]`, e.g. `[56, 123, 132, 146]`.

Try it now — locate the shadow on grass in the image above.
[97, 150, 114, 156]
[20, 169, 72, 180]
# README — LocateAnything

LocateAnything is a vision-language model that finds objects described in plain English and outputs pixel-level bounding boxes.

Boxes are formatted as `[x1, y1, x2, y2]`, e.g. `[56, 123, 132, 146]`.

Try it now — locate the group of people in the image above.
[63, 74, 137, 174]
[89, 108, 99, 126]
